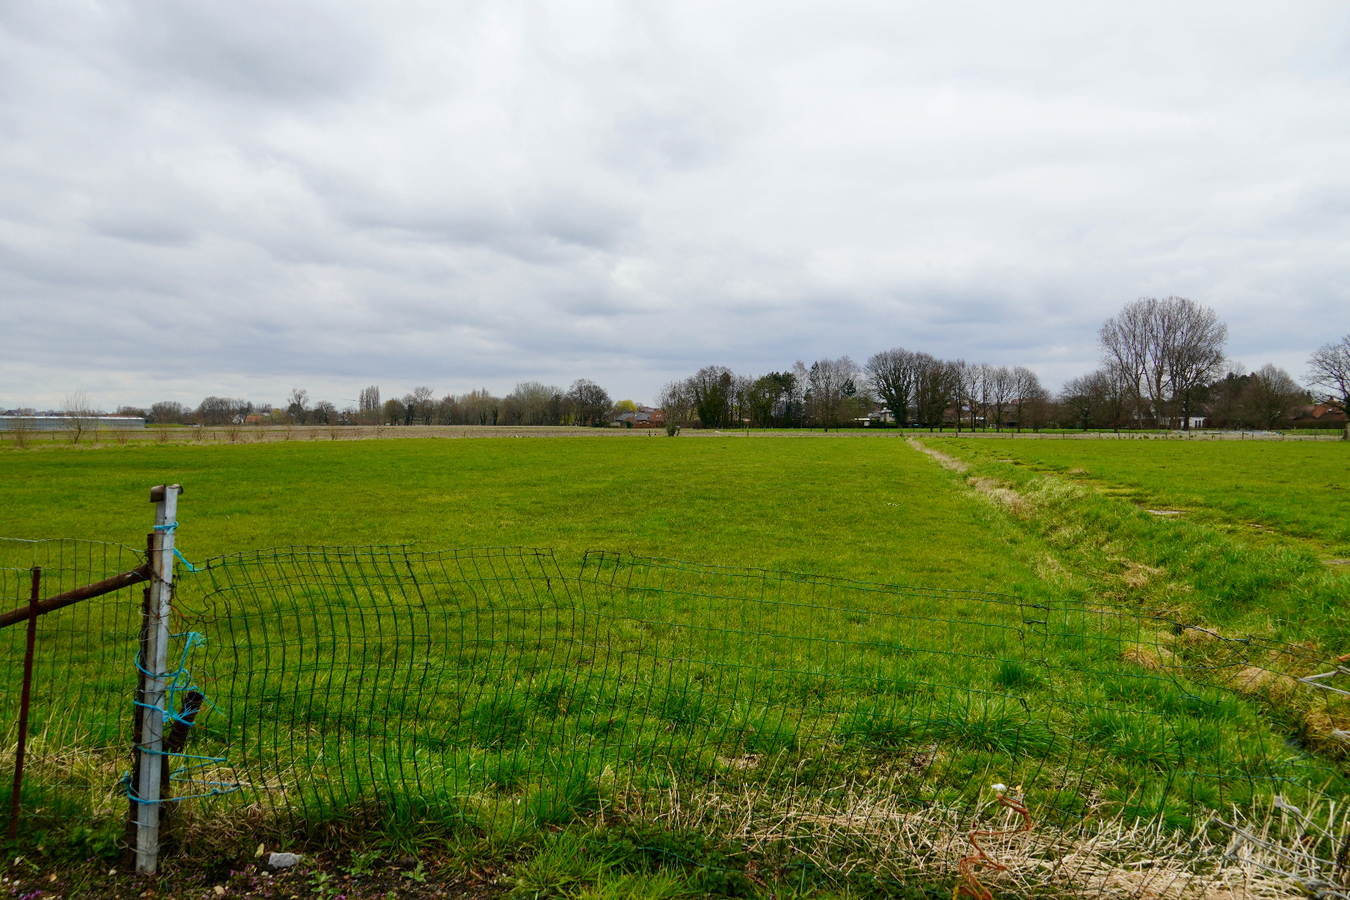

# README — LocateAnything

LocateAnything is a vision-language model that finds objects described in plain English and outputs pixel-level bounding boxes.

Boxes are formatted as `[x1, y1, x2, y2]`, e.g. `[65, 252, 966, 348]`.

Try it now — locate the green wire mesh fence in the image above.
[3, 538, 1348, 895]
[0, 539, 146, 853]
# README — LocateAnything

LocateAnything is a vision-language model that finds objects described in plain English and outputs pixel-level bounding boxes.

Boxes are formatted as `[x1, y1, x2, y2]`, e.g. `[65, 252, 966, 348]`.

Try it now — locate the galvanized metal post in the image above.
[134, 484, 181, 874]
[6, 567, 40, 841]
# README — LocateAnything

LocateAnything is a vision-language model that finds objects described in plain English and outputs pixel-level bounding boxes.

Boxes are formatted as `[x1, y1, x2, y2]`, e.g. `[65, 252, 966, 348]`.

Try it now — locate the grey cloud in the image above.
[112, 0, 378, 103]
[3, 1, 1350, 409]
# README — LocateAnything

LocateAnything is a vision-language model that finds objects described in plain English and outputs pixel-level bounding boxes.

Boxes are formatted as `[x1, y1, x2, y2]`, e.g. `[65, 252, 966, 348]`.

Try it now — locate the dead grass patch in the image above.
[1230, 666, 1297, 697]
[1123, 563, 1163, 590]
[644, 773, 1332, 900]
[966, 476, 1032, 517]
[907, 439, 969, 472]
[1122, 646, 1177, 671]
[1170, 625, 1222, 646]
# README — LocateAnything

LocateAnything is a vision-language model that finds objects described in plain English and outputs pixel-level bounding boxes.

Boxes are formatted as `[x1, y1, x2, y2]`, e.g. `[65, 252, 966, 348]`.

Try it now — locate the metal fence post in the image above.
[6, 567, 40, 841]
[133, 484, 182, 874]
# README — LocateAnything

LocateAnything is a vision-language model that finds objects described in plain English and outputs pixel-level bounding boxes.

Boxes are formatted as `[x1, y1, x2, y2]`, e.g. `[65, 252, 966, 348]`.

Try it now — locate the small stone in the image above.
[268, 852, 303, 869]
[214, 887, 226, 896]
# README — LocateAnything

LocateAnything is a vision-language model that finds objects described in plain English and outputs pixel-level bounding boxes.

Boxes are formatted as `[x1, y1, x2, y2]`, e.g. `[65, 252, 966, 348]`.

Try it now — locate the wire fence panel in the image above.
[3, 540, 1348, 894]
[0, 538, 145, 853]
[180, 546, 576, 831]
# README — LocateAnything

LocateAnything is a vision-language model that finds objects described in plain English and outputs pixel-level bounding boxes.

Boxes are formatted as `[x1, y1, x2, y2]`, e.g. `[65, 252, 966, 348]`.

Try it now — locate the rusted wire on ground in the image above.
[955, 785, 1032, 900]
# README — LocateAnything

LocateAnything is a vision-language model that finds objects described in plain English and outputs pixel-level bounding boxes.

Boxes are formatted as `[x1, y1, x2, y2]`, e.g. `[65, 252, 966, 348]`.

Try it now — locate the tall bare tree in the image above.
[956, 361, 983, 431]
[62, 388, 96, 444]
[1307, 335, 1350, 416]
[1238, 364, 1306, 430]
[1011, 366, 1049, 432]
[984, 365, 1015, 431]
[405, 386, 436, 424]
[287, 388, 311, 424]
[503, 382, 565, 426]
[685, 365, 736, 428]
[567, 379, 612, 427]
[460, 388, 500, 426]
[1162, 298, 1228, 428]
[805, 356, 864, 431]
[1098, 299, 1152, 425]
[657, 379, 694, 435]
[913, 355, 960, 430]
[1099, 296, 1226, 428]
[150, 401, 188, 425]
[358, 385, 381, 425]
[865, 348, 921, 425]
[197, 396, 251, 426]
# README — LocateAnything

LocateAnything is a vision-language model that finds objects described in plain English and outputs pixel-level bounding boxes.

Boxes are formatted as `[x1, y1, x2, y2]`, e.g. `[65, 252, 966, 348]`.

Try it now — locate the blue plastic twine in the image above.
[152, 521, 202, 572]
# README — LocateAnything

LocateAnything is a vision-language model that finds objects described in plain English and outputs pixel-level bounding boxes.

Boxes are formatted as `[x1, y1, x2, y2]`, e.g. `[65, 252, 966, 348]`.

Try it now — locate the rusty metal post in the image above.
[7, 567, 41, 841]
[123, 578, 152, 868]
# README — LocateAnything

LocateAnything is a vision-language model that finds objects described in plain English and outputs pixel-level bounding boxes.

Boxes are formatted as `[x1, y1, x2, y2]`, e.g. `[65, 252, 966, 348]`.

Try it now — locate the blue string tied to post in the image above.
[151, 521, 202, 572]
[126, 631, 239, 805]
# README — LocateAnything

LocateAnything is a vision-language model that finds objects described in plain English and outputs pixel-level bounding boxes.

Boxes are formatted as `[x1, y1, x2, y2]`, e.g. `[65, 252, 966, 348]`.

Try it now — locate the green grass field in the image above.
[2, 432, 1348, 898]
[0, 432, 1048, 591]
[931, 437, 1350, 556]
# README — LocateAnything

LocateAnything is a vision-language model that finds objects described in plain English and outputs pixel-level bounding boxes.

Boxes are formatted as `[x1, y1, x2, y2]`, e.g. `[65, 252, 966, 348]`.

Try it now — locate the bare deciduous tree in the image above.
[503, 382, 565, 426]
[806, 357, 864, 431]
[311, 400, 338, 425]
[1099, 296, 1227, 428]
[1306, 335, 1350, 416]
[1098, 300, 1152, 425]
[657, 379, 694, 435]
[7, 413, 33, 448]
[685, 366, 736, 429]
[62, 388, 96, 444]
[1162, 299, 1228, 428]
[1238, 364, 1306, 430]
[287, 388, 310, 425]
[567, 379, 612, 427]
[865, 348, 921, 425]
[358, 385, 381, 425]
[197, 396, 251, 426]
[984, 365, 1015, 431]
[150, 401, 187, 425]
[402, 387, 435, 425]
[1011, 366, 1050, 432]
[913, 355, 960, 430]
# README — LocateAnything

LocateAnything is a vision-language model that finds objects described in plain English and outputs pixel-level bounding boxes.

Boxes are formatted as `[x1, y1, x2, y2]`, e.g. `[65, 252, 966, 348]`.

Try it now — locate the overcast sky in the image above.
[2, 1, 1348, 411]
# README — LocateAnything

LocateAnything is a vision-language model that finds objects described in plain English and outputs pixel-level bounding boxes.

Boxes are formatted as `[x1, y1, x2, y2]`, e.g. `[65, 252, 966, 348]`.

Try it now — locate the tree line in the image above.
[89, 298, 1350, 433]
[657, 355, 1054, 433]
[1063, 297, 1347, 430]
[120, 380, 620, 428]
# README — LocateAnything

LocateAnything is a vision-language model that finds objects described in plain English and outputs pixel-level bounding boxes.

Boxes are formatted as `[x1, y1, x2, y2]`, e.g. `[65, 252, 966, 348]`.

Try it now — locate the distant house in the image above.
[864, 407, 894, 426]
[615, 406, 665, 428]
[1308, 403, 1347, 421]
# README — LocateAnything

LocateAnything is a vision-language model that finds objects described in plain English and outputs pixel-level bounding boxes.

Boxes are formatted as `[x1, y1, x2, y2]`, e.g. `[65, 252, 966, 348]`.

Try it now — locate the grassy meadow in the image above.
[2, 431, 1348, 898]
[932, 437, 1350, 556]
[0, 431, 1046, 591]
